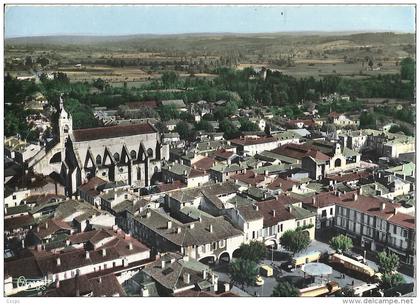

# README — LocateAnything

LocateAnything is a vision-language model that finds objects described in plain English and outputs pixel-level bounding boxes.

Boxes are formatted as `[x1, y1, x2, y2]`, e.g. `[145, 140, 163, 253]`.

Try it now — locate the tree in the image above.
[377, 251, 400, 274]
[36, 56, 49, 67]
[158, 104, 179, 121]
[279, 229, 311, 255]
[238, 241, 267, 263]
[229, 258, 259, 289]
[271, 280, 300, 297]
[161, 71, 178, 88]
[195, 120, 214, 132]
[381, 273, 405, 289]
[93, 78, 107, 91]
[175, 121, 194, 141]
[321, 123, 337, 134]
[239, 118, 259, 132]
[330, 234, 353, 253]
[400, 57, 415, 81]
[359, 112, 376, 129]
[219, 118, 240, 140]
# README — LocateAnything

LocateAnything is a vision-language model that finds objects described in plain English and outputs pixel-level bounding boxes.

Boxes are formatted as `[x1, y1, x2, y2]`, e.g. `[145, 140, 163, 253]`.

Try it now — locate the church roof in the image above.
[72, 123, 156, 142]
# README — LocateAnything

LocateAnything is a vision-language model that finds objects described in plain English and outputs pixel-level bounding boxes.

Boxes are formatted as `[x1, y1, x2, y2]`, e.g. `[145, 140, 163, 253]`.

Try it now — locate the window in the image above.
[280, 224, 283, 232]
[402, 230, 408, 238]
[322, 210, 327, 217]
[130, 150, 137, 160]
[330, 208, 334, 215]
[113, 153, 120, 162]
[218, 240, 225, 248]
[297, 221, 300, 227]
[393, 225, 397, 235]
[12, 195, 16, 200]
[303, 220, 307, 226]
[212, 242, 217, 250]
[201, 245, 206, 253]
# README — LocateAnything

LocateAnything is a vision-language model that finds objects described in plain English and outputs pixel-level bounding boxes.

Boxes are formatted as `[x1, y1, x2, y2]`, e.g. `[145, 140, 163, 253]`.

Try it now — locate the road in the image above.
[212, 239, 414, 296]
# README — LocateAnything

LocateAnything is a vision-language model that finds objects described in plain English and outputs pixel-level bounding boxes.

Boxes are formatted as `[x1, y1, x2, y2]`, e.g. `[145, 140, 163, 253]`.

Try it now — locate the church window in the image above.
[96, 155, 102, 165]
[113, 153, 120, 162]
[130, 150, 137, 160]
[147, 148, 153, 157]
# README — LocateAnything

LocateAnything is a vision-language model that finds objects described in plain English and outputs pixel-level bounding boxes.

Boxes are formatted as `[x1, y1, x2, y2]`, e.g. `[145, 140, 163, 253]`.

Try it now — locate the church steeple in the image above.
[58, 94, 73, 146]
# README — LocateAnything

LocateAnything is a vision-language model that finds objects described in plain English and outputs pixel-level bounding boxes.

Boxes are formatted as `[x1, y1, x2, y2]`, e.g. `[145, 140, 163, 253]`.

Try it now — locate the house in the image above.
[161, 162, 209, 188]
[230, 135, 281, 156]
[334, 192, 415, 265]
[45, 273, 126, 297]
[162, 132, 181, 145]
[78, 176, 108, 207]
[161, 99, 187, 112]
[117, 207, 243, 264]
[141, 252, 218, 296]
[256, 195, 316, 247]
[4, 228, 151, 296]
[328, 112, 359, 127]
[209, 163, 246, 183]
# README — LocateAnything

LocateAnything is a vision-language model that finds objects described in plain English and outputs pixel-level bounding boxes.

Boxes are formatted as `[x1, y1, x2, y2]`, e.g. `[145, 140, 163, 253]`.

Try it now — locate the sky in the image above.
[4, 5, 416, 38]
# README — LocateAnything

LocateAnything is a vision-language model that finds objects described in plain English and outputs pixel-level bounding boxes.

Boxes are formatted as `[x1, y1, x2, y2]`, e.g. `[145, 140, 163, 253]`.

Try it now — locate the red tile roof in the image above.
[78, 177, 107, 193]
[73, 123, 156, 142]
[256, 196, 298, 227]
[192, 156, 215, 171]
[231, 171, 267, 187]
[126, 101, 158, 109]
[156, 181, 187, 193]
[270, 143, 330, 161]
[299, 191, 356, 209]
[337, 195, 414, 229]
[230, 136, 278, 146]
[267, 177, 301, 192]
[326, 171, 371, 183]
[213, 148, 235, 160]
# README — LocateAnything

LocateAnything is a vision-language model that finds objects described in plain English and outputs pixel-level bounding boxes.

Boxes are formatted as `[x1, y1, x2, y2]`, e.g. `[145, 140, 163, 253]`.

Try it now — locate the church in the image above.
[33, 97, 169, 196]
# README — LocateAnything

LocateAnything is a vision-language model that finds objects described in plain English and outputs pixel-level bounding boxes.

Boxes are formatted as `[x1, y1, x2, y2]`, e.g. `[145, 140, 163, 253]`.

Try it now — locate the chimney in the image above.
[55, 279, 60, 288]
[98, 277, 102, 284]
[202, 269, 207, 279]
[380, 202, 386, 211]
[209, 224, 213, 233]
[177, 227, 182, 234]
[102, 249, 106, 257]
[45, 222, 49, 229]
[272, 209, 276, 217]
[161, 260, 166, 269]
[189, 223, 195, 229]
[85, 251, 90, 260]
[128, 242, 133, 250]
[353, 193, 358, 201]
[312, 197, 316, 205]
[183, 273, 191, 284]
[37, 226, 40, 233]
[264, 170, 268, 176]
[124, 233, 130, 240]
[224, 282, 230, 292]
[183, 255, 189, 262]
[393, 207, 398, 215]
[146, 211, 151, 218]
[56, 257, 61, 266]
[167, 221, 172, 229]
[358, 188, 363, 195]
[253, 204, 259, 211]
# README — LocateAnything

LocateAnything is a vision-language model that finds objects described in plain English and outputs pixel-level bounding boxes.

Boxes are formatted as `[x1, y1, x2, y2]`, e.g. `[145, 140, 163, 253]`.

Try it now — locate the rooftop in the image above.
[72, 123, 156, 142]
